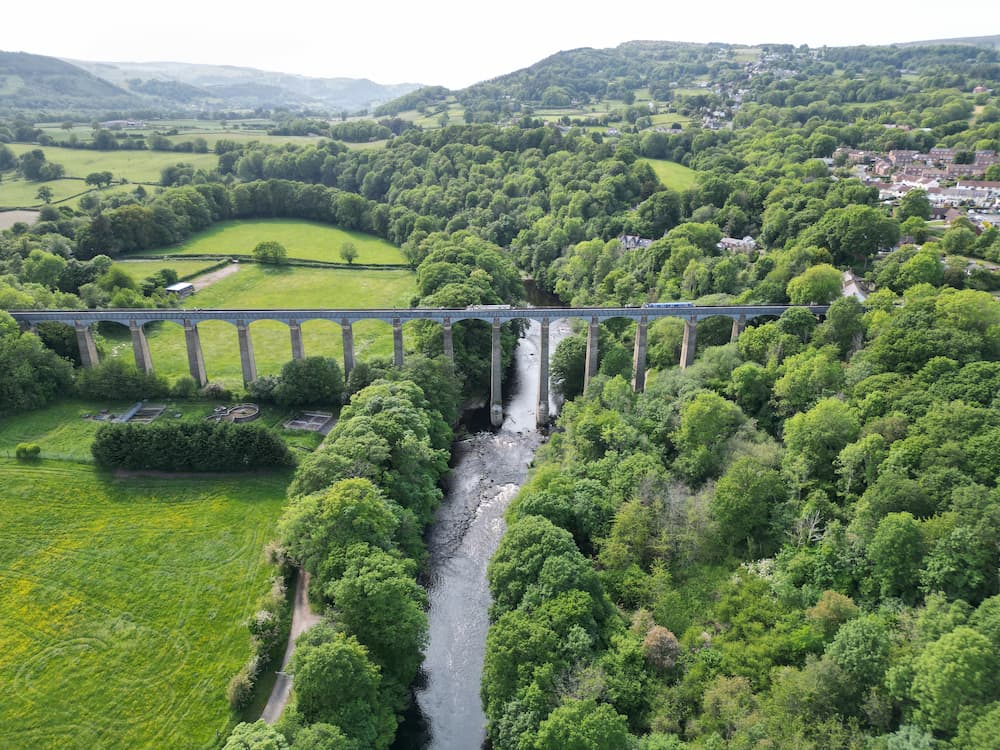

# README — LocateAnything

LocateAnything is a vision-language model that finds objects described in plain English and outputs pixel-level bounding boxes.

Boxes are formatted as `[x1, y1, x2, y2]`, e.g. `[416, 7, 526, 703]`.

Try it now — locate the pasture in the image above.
[116, 258, 225, 283]
[101, 264, 417, 388]
[0, 459, 288, 749]
[143, 218, 407, 265]
[642, 158, 699, 190]
[6, 143, 218, 184]
[0, 177, 93, 209]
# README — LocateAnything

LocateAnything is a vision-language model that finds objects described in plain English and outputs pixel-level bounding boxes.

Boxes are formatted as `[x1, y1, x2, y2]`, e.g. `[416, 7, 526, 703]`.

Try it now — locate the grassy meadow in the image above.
[642, 158, 699, 190]
[0, 458, 289, 749]
[102, 264, 417, 388]
[6, 143, 218, 184]
[142, 218, 408, 265]
[116, 258, 225, 283]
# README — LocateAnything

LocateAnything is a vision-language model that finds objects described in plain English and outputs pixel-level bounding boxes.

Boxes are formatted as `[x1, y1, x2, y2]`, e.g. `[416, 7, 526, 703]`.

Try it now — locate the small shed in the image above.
[165, 282, 195, 298]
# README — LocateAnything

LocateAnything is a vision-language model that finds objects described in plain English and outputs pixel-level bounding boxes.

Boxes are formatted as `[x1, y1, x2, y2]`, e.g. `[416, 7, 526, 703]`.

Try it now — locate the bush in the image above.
[247, 375, 281, 403]
[274, 357, 344, 407]
[200, 381, 232, 401]
[76, 359, 170, 401]
[169, 375, 198, 400]
[226, 656, 259, 711]
[92, 421, 295, 471]
[15, 442, 41, 460]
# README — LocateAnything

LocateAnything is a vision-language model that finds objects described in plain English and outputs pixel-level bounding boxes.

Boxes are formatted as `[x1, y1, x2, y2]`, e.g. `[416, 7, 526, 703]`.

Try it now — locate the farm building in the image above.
[165, 282, 195, 298]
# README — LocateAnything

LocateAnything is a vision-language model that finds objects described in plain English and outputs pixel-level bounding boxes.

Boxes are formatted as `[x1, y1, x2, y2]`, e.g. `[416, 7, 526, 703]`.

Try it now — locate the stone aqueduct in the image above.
[10, 305, 827, 427]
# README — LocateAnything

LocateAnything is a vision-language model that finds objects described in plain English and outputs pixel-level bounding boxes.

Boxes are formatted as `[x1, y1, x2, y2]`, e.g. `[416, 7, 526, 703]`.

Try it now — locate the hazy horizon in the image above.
[2, 0, 998, 89]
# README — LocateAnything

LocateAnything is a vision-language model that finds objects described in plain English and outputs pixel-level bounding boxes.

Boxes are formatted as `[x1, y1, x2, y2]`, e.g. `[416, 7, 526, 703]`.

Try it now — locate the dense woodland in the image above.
[2, 39, 1000, 749]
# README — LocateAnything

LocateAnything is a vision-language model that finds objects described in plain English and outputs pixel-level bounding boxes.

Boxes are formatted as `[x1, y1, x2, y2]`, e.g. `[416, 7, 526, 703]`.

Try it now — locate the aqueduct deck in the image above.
[10, 305, 827, 427]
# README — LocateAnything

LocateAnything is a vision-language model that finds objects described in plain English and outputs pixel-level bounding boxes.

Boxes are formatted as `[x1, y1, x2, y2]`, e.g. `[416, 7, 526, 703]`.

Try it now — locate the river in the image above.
[397, 308, 570, 750]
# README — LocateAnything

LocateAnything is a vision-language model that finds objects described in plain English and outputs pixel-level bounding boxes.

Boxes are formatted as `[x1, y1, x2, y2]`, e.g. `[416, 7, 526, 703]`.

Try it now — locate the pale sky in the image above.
[3, 0, 998, 89]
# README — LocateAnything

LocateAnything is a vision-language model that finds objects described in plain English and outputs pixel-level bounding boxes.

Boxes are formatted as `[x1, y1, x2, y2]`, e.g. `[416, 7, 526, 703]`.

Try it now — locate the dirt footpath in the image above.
[191, 262, 240, 290]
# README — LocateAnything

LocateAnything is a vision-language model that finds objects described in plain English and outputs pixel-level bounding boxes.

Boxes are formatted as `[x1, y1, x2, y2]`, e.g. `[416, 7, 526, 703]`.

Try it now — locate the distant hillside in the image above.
[898, 34, 1000, 50]
[68, 59, 422, 112]
[0, 51, 137, 111]
[376, 40, 749, 116]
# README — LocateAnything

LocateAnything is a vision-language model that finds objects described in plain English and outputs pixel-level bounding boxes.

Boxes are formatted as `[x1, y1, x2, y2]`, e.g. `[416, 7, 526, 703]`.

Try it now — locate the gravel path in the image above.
[261, 569, 322, 724]
[191, 262, 240, 290]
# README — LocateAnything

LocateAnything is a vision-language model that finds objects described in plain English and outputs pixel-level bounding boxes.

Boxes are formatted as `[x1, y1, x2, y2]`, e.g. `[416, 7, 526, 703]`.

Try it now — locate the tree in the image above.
[551, 334, 587, 398]
[673, 391, 745, 484]
[911, 626, 998, 733]
[801, 205, 900, 267]
[274, 356, 344, 406]
[868, 512, 924, 602]
[711, 456, 786, 556]
[325, 545, 427, 703]
[782, 397, 860, 485]
[253, 240, 288, 264]
[339, 241, 358, 265]
[786, 264, 842, 305]
[289, 632, 395, 749]
[534, 699, 632, 750]
[223, 721, 289, 750]
[0, 312, 74, 415]
[22, 249, 67, 289]
[35, 185, 53, 204]
[289, 724, 352, 750]
[898, 189, 932, 221]
[278, 478, 398, 582]
[85, 171, 114, 188]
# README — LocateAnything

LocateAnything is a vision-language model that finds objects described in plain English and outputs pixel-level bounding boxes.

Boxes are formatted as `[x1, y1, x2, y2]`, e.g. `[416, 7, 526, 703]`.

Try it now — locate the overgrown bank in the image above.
[481, 288, 1000, 749]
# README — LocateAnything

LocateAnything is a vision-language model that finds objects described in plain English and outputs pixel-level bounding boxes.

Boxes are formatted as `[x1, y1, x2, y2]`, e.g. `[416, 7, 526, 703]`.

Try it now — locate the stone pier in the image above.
[490, 318, 503, 427]
[680, 319, 698, 369]
[584, 317, 600, 390]
[393, 318, 404, 367]
[442, 318, 454, 366]
[730, 315, 746, 343]
[537, 318, 550, 426]
[183, 319, 207, 386]
[341, 320, 355, 378]
[631, 317, 648, 392]
[74, 322, 99, 369]
[130, 320, 153, 374]
[289, 320, 305, 360]
[237, 321, 257, 385]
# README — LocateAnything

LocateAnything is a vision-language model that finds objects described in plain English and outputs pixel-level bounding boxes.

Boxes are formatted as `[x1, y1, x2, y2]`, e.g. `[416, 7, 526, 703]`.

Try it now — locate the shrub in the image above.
[226, 655, 259, 711]
[15, 442, 41, 460]
[200, 381, 232, 401]
[169, 375, 198, 400]
[76, 359, 170, 401]
[92, 421, 295, 471]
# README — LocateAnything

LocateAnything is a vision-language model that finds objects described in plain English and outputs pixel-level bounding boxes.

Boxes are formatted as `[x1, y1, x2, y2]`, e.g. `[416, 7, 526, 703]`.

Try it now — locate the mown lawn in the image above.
[642, 158, 699, 190]
[101, 264, 417, 388]
[143, 218, 407, 265]
[0, 459, 289, 749]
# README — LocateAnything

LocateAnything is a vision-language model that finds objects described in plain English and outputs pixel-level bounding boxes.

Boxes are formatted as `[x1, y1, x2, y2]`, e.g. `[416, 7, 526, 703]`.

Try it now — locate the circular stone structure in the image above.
[227, 403, 260, 423]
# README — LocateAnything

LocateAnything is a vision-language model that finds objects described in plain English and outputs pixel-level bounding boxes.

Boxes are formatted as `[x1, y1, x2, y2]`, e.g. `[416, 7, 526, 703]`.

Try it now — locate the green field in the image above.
[0, 176, 93, 209]
[642, 158, 699, 190]
[102, 264, 416, 388]
[0, 399, 325, 463]
[6, 143, 218, 184]
[143, 219, 407, 265]
[0, 458, 288, 749]
[116, 259, 225, 283]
